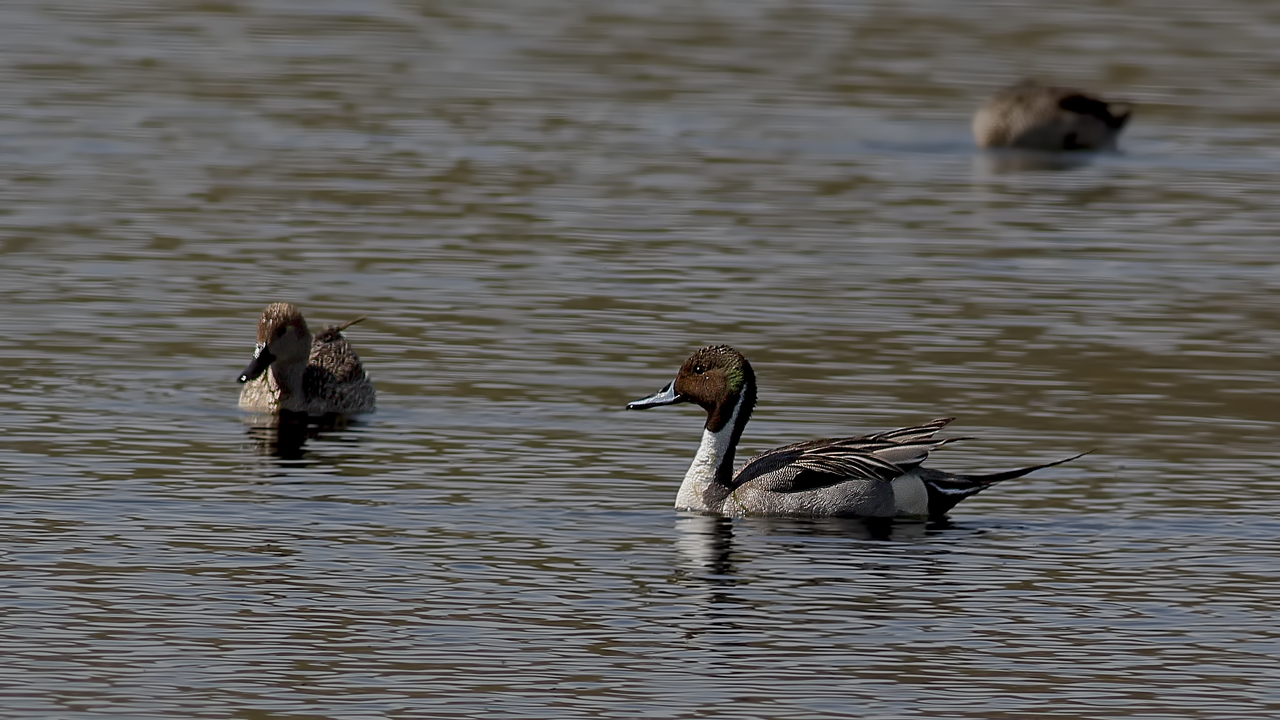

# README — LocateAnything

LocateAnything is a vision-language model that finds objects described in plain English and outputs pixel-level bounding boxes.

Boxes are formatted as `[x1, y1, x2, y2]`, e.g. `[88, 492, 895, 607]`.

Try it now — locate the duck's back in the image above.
[301, 326, 375, 414]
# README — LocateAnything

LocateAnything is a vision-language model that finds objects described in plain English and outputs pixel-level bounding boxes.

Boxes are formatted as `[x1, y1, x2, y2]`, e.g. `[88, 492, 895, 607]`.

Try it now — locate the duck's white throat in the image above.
[675, 392, 745, 511]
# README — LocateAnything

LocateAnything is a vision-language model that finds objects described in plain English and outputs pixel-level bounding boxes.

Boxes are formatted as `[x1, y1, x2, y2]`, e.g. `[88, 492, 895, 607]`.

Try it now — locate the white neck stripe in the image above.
[674, 391, 745, 511]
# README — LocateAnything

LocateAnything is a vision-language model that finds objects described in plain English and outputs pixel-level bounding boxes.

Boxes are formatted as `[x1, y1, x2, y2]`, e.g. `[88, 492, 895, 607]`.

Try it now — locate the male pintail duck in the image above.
[626, 345, 1083, 519]
[237, 303, 376, 415]
[973, 79, 1132, 151]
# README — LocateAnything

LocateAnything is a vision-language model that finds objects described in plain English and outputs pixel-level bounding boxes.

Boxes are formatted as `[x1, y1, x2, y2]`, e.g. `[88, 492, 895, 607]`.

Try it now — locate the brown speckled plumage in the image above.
[973, 79, 1132, 151]
[237, 303, 376, 415]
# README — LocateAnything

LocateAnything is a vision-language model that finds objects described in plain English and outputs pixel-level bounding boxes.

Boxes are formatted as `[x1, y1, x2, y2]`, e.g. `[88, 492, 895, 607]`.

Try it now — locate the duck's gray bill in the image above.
[237, 346, 276, 384]
[626, 381, 684, 410]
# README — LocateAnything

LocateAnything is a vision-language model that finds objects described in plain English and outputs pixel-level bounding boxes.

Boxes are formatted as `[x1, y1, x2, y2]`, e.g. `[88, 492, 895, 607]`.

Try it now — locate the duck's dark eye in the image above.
[693, 364, 706, 374]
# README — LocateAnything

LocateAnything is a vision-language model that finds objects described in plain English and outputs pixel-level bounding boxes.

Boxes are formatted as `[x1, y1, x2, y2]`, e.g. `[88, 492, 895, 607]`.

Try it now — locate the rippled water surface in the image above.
[3, 0, 1280, 718]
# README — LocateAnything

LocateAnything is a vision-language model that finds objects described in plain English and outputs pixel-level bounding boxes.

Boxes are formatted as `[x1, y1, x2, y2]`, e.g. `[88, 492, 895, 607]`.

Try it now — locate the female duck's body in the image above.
[237, 303, 375, 415]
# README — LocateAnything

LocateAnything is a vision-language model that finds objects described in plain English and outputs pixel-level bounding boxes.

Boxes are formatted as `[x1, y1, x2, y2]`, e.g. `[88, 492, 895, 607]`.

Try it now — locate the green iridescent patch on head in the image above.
[723, 359, 745, 393]
[699, 345, 747, 391]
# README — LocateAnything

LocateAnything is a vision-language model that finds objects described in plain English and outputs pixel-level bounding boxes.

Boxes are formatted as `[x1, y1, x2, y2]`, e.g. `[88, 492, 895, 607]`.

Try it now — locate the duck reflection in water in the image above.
[243, 411, 364, 461]
[674, 514, 952, 579]
[672, 514, 969, 641]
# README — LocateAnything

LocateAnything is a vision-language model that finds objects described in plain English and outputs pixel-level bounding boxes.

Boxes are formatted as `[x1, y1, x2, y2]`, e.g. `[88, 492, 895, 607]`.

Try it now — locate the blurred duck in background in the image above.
[973, 79, 1132, 151]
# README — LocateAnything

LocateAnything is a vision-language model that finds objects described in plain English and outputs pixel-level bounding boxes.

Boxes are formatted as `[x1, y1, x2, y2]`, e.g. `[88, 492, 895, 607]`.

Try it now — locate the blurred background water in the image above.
[2, 0, 1279, 717]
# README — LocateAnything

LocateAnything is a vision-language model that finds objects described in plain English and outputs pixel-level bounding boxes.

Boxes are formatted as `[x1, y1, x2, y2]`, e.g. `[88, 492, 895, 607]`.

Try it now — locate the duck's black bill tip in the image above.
[238, 347, 275, 384]
[626, 381, 683, 410]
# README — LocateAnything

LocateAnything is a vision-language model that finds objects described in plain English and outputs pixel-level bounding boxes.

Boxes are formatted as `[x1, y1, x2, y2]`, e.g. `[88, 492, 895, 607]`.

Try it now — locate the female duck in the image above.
[973, 79, 1132, 151]
[237, 302, 376, 415]
[627, 345, 1081, 519]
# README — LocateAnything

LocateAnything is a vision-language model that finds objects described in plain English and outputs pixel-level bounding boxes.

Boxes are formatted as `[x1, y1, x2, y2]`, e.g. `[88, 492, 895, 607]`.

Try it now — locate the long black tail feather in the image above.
[923, 451, 1091, 518]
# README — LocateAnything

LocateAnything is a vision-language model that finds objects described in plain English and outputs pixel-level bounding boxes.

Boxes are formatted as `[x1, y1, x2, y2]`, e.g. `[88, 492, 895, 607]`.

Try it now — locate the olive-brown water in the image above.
[3, 1, 1280, 718]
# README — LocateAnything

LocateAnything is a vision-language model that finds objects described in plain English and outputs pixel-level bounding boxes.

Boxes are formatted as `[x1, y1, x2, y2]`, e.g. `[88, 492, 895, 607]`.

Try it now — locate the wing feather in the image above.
[730, 420, 963, 494]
